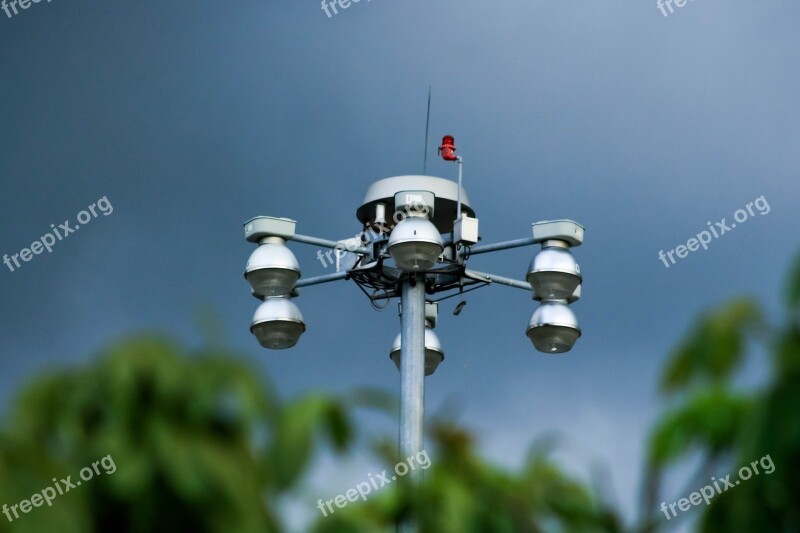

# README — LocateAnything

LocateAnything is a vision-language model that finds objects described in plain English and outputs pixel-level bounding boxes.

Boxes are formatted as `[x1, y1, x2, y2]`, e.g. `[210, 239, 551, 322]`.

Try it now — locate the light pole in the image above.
[241, 136, 586, 530]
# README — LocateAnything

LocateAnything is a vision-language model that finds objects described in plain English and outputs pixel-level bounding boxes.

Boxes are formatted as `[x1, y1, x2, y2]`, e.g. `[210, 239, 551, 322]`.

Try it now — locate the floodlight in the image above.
[526, 241, 581, 300]
[389, 328, 445, 376]
[526, 300, 581, 353]
[250, 296, 306, 349]
[387, 216, 444, 271]
[245, 237, 300, 297]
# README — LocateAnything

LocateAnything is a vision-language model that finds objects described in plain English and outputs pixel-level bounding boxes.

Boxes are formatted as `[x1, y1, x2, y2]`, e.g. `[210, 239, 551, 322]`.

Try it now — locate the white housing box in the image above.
[531, 220, 584, 247]
[244, 216, 297, 243]
[454, 216, 479, 245]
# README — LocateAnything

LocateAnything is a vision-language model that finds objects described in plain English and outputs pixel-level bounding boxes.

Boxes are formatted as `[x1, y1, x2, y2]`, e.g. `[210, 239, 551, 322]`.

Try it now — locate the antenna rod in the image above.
[456, 156, 463, 220]
[422, 86, 431, 175]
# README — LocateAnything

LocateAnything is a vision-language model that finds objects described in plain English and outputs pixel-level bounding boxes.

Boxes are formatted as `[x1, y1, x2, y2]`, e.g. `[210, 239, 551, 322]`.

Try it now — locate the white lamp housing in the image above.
[389, 327, 445, 376]
[526, 241, 581, 301]
[526, 300, 581, 353]
[250, 296, 306, 349]
[388, 215, 444, 271]
[245, 237, 301, 297]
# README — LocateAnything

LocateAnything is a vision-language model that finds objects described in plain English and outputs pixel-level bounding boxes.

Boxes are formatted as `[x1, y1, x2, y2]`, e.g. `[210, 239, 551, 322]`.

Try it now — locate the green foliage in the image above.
[659, 298, 761, 394]
[786, 252, 800, 315]
[647, 389, 752, 467]
[697, 290, 800, 531]
[271, 394, 351, 490]
[0, 333, 624, 533]
[644, 253, 800, 532]
[0, 336, 354, 533]
[310, 423, 623, 533]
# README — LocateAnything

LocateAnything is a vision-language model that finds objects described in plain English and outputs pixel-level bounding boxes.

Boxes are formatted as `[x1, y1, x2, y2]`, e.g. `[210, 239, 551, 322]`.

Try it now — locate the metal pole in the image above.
[398, 274, 426, 533]
[289, 233, 372, 256]
[467, 236, 537, 255]
[294, 271, 348, 288]
[465, 269, 533, 292]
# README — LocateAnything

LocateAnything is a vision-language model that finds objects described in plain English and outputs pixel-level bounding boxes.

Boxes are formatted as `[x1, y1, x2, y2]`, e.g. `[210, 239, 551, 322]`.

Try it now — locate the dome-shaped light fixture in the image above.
[526, 300, 581, 353]
[245, 237, 300, 297]
[250, 296, 306, 349]
[389, 328, 445, 376]
[526, 241, 581, 300]
[387, 216, 444, 271]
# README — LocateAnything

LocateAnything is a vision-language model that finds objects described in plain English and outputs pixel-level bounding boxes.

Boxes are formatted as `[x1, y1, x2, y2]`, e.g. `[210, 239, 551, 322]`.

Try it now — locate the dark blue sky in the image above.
[1, 0, 798, 528]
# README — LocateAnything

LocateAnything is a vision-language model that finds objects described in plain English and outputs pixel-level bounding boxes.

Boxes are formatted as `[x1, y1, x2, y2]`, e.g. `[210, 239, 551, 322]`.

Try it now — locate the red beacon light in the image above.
[439, 135, 457, 161]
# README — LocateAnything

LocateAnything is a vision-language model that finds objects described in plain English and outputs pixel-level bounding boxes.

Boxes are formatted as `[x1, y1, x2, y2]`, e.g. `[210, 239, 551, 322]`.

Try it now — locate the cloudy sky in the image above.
[1, 0, 798, 529]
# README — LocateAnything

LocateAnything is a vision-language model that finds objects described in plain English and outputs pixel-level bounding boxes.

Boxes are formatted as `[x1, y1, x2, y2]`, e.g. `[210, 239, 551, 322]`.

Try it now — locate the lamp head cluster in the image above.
[241, 177, 586, 367]
[525, 221, 584, 353]
[243, 217, 306, 349]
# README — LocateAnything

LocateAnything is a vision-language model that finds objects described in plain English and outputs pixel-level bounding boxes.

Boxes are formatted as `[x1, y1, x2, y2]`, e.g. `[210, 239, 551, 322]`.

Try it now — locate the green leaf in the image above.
[660, 298, 760, 393]
[647, 389, 752, 467]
